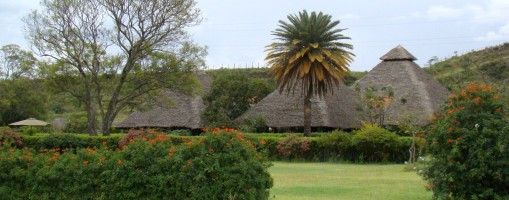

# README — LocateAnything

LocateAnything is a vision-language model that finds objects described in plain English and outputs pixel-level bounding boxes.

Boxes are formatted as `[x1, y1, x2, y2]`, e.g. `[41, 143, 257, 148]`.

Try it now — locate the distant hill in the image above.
[425, 42, 509, 91]
[204, 67, 367, 86]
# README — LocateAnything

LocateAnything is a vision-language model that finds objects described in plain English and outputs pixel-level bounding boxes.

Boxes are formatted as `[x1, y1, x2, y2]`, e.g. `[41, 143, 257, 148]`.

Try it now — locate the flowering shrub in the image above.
[0, 128, 23, 148]
[0, 128, 273, 199]
[424, 83, 509, 199]
[276, 135, 311, 160]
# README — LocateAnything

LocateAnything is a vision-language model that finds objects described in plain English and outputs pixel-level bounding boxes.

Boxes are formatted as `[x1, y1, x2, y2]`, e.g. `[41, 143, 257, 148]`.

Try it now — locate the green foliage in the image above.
[0, 128, 23, 148]
[0, 129, 273, 199]
[240, 115, 268, 133]
[203, 71, 274, 127]
[424, 83, 509, 199]
[0, 79, 48, 125]
[316, 130, 354, 161]
[39, 133, 84, 149]
[426, 43, 509, 100]
[352, 124, 401, 163]
[63, 112, 88, 134]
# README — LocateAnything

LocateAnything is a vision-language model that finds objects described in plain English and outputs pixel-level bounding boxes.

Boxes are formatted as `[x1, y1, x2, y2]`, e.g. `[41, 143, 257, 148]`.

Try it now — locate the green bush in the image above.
[316, 130, 354, 161]
[39, 133, 84, 149]
[63, 112, 88, 133]
[424, 83, 509, 199]
[352, 124, 401, 163]
[0, 128, 273, 199]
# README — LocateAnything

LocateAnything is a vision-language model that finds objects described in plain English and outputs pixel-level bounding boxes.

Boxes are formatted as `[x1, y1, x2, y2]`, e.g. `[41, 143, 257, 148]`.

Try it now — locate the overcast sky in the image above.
[1, 0, 508, 71]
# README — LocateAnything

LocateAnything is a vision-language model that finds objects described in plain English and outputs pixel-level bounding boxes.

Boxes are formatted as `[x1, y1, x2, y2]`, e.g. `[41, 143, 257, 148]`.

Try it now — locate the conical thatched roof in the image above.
[353, 45, 448, 125]
[237, 82, 361, 129]
[115, 73, 212, 130]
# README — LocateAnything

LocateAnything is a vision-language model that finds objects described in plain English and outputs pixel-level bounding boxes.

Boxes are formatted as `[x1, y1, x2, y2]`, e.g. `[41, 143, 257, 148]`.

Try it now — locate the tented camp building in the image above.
[236, 83, 361, 131]
[115, 73, 212, 131]
[353, 45, 449, 126]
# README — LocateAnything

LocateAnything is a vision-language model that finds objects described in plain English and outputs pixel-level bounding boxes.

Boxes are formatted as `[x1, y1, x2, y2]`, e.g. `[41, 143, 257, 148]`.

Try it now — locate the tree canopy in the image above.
[23, 0, 206, 135]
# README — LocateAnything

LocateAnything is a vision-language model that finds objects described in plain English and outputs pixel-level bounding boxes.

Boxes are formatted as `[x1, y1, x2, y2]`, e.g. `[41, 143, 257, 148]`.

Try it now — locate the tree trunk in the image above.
[303, 87, 313, 137]
[84, 85, 98, 136]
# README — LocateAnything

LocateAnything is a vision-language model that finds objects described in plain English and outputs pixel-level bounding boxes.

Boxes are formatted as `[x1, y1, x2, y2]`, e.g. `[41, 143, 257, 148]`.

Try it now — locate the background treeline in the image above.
[2, 42, 509, 132]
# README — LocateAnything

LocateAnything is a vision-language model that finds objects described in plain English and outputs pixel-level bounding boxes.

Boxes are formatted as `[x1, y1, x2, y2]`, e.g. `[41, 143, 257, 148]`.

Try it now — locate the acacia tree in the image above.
[265, 10, 354, 136]
[0, 44, 38, 80]
[24, 0, 205, 136]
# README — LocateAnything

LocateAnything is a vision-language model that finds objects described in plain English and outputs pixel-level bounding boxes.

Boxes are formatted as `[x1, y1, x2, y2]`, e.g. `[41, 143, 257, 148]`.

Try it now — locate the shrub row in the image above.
[0, 129, 272, 199]
[259, 125, 412, 163]
[13, 126, 411, 163]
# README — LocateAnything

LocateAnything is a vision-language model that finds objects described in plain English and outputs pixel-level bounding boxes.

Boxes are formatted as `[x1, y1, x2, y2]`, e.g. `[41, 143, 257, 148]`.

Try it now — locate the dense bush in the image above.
[424, 83, 509, 199]
[316, 131, 354, 161]
[352, 124, 401, 162]
[276, 135, 311, 160]
[39, 133, 84, 150]
[0, 128, 23, 148]
[0, 128, 273, 199]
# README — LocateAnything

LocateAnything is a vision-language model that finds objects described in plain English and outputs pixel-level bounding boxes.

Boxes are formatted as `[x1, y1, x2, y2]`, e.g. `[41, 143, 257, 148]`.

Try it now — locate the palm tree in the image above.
[265, 10, 354, 136]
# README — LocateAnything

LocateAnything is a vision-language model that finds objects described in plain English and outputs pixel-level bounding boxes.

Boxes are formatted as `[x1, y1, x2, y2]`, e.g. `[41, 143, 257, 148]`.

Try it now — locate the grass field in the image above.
[269, 162, 432, 200]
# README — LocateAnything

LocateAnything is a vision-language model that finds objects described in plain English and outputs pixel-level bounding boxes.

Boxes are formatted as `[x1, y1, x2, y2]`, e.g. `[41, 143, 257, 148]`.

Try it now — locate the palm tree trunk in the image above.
[303, 88, 312, 136]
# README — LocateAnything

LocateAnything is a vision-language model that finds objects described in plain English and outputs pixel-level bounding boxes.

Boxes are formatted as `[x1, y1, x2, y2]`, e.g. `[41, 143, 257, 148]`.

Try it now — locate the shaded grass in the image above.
[269, 162, 431, 200]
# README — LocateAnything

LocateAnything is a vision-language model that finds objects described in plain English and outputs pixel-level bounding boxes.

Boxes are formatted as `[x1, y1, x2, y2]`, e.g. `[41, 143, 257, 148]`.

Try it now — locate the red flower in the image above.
[83, 160, 89, 165]
[187, 161, 193, 165]
[448, 139, 454, 143]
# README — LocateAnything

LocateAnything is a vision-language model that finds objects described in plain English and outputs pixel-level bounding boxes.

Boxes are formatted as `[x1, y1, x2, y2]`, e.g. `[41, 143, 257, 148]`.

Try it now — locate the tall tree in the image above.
[24, 0, 205, 136]
[265, 10, 354, 136]
[0, 44, 38, 80]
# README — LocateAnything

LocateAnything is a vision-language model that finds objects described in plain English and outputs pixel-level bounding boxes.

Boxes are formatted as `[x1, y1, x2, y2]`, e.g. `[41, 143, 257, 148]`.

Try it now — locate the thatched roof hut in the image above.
[353, 45, 449, 125]
[237, 82, 361, 130]
[115, 73, 212, 130]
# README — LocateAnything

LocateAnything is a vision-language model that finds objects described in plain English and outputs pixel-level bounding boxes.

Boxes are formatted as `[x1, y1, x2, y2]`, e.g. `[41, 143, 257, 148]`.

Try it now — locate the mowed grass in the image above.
[269, 162, 432, 200]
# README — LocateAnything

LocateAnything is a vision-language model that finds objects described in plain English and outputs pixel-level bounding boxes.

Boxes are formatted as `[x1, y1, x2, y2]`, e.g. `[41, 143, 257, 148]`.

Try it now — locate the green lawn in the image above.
[269, 162, 431, 200]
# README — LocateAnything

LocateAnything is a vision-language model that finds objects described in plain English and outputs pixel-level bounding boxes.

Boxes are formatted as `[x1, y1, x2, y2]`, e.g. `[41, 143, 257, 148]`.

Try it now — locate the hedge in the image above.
[15, 129, 412, 163]
[0, 129, 273, 199]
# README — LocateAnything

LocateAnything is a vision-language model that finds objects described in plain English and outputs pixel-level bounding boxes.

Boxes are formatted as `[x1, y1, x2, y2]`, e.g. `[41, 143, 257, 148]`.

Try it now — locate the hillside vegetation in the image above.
[425, 42, 509, 92]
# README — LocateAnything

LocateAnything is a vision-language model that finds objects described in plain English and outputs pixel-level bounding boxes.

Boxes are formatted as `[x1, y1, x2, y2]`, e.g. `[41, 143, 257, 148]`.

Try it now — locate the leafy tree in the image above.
[24, 0, 205, 136]
[202, 71, 274, 127]
[0, 44, 38, 80]
[0, 44, 47, 125]
[0, 79, 48, 125]
[424, 83, 509, 199]
[265, 10, 354, 136]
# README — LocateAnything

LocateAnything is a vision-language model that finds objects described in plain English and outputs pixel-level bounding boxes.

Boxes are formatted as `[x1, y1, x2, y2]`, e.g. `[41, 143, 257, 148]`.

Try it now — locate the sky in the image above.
[1, 0, 508, 71]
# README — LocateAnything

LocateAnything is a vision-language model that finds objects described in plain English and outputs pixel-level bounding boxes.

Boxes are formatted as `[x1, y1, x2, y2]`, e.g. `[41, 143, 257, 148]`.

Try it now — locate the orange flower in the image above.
[187, 161, 193, 165]
[448, 139, 454, 143]
[129, 139, 135, 143]
[117, 159, 123, 165]
[185, 141, 193, 146]
[99, 157, 105, 162]
[168, 153, 174, 157]
[473, 97, 481, 105]
[260, 140, 266, 145]
[102, 141, 107, 145]
[149, 139, 156, 144]
[83, 160, 89, 165]
[86, 148, 92, 153]
[496, 107, 501, 111]
[169, 147, 175, 152]
[460, 90, 467, 97]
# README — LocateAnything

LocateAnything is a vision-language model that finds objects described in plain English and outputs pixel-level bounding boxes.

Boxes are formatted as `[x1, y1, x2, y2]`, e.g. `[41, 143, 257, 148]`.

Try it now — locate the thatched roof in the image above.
[353, 45, 449, 125]
[379, 45, 417, 61]
[236, 82, 361, 129]
[115, 73, 212, 129]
